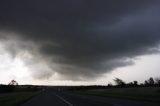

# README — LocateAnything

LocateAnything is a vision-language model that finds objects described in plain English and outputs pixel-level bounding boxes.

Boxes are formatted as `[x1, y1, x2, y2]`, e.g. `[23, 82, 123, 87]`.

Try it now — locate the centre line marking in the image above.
[55, 94, 73, 106]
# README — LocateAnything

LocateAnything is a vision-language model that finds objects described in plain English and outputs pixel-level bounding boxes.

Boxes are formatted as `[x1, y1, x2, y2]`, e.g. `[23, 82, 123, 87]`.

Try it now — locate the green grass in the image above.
[0, 92, 39, 106]
[75, 87, 160, 103]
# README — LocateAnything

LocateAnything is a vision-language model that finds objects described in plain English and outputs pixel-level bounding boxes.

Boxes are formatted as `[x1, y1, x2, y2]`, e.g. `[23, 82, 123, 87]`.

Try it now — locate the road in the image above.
[21, 90, 160, 106]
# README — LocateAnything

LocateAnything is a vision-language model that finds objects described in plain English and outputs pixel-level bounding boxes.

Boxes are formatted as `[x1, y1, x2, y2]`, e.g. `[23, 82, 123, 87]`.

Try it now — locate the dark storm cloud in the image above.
[0, 0, 160, 80]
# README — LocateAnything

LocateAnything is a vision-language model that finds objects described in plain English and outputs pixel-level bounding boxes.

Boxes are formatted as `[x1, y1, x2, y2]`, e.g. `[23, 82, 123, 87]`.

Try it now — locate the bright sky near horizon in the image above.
[0, 43, 160, 85]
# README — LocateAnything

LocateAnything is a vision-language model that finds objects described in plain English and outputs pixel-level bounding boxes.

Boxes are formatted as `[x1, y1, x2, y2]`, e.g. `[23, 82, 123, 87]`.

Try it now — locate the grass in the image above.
[0, 92, 39, 106]
[75, 87, 160, 103]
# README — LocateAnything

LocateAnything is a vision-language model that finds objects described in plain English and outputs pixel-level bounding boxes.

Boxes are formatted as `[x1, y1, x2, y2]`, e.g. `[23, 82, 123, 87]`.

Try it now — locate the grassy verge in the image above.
[74, 87, 160, 103]
[0, 92, 39, 106]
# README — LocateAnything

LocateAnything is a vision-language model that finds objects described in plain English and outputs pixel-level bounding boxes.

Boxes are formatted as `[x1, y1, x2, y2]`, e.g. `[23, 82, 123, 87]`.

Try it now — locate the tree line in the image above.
[67, 77, 160, 91]
[110, 77, 160, 88]
[0, 77, 160, 92]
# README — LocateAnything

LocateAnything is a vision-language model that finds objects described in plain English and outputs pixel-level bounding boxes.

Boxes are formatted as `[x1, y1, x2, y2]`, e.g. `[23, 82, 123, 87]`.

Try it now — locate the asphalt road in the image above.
[21, 90, 160, 106]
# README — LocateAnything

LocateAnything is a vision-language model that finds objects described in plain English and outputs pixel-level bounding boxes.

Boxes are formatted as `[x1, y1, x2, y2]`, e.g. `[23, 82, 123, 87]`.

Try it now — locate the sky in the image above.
[0, 0, 160, 85]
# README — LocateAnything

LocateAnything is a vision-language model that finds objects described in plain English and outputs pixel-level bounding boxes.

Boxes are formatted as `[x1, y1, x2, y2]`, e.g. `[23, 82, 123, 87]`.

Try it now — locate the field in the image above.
[0, 92, 39, 106]
[75, 87, 160, 102]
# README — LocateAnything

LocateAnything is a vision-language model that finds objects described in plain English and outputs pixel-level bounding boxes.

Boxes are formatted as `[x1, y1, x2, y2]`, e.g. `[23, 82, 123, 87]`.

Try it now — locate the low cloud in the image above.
[0, 0, 160, 80]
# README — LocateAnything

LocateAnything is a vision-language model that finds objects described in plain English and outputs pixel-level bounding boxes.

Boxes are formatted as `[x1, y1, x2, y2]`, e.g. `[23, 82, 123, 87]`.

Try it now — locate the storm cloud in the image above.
[0, 0, 160, 80]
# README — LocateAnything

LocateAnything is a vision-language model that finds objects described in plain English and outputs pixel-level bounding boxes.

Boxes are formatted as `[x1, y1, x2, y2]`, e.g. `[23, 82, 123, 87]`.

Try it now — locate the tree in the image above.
[107, 83, 113, 87]
[144, 80, 149, 86]
[127, 82, 134, 87]
[148, 77, 154, 85]
[155, 78, 160, 85]
[113, 78, 125, 87]
[133, 81, 138, 86]
[8, 80, 18, 86]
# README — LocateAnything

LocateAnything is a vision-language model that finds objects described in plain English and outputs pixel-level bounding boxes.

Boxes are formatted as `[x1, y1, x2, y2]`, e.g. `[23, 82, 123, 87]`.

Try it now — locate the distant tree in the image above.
[155, 78, 160, 85]
[107, 83, 113, 87]
[113, 78, 125, 87]
[140, 83, 144, 87]
[133, 81, 138, 86]
[8, 80, 18, 86]
[144, 80, 149, 86]
[148, 77, 154, 85]
[127, 82, 134, 87]
[144, 77, 155, 86]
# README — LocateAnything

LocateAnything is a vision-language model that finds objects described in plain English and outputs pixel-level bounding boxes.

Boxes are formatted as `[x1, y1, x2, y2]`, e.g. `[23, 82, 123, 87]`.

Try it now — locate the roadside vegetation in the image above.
[76, 87, 160, 102]
[0, 92, 39, 106]
[0, 80, 42, 106]
[68, 77, 160, 102]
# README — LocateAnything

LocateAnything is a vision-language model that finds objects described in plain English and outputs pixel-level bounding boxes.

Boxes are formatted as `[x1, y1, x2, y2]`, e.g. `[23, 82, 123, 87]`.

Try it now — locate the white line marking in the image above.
[113, 104, 123, 106]
[55, 94, 73, 106]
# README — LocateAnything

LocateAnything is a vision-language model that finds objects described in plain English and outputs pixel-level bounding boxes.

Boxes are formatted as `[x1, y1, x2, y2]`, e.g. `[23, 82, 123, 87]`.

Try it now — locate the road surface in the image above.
[21, 90, 160, 106]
